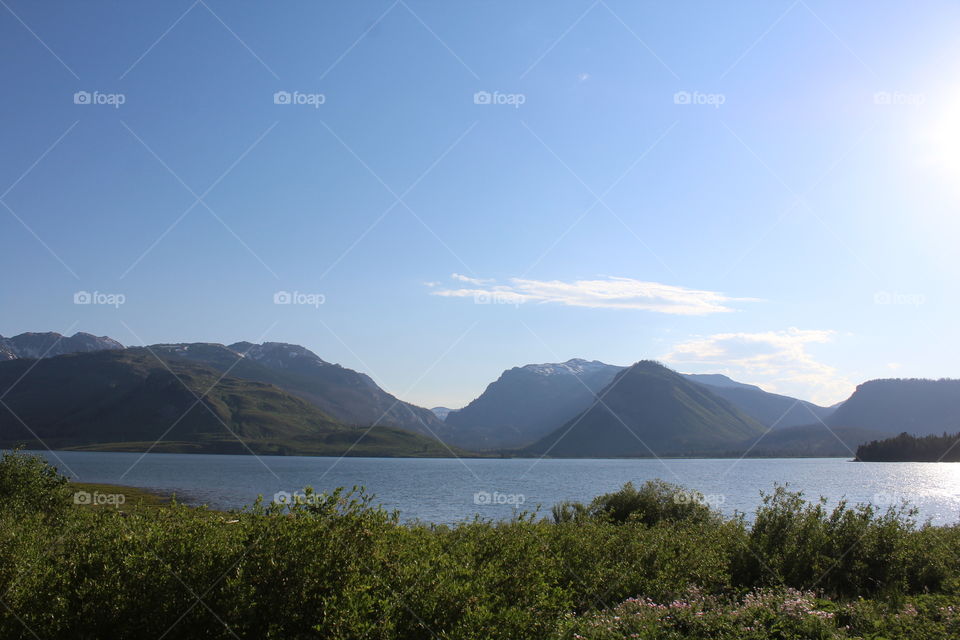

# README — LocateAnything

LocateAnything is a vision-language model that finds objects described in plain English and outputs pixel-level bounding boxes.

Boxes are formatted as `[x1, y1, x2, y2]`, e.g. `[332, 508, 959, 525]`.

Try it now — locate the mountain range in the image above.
[1, 330, 957, 459]
[439, 360, 835, 450]
[0, 345, 454, 457]
[526, 361, 767, 457]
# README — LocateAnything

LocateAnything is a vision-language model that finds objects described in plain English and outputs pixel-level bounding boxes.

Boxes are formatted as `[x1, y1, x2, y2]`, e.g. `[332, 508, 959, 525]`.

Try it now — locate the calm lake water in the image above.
[33, 450, 960, 525]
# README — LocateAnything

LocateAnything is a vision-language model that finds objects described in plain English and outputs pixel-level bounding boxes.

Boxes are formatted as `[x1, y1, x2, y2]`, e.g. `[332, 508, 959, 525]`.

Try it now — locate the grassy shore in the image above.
[67, 481, 175, 509]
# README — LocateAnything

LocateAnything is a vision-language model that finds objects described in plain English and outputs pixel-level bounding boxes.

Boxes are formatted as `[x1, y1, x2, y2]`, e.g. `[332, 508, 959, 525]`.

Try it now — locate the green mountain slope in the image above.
[526, 361, 766, 457]
[0, 350, 456, 457]
[683, 374, 834, 429]
[147, 342, 448, 437]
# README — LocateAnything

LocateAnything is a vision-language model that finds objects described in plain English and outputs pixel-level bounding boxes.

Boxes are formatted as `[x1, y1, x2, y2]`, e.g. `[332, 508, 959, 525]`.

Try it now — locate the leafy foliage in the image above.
[0, 447, 70, 516]
[552, 480, 718, 526]
[1, 451, 959, 639]
[731, 486, 924, 598]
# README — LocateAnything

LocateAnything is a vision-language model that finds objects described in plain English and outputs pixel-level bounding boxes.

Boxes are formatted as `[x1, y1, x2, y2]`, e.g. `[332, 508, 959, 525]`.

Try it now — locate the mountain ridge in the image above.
[0, 349, 453, 457]
[828, 378, 960, 436]
[149, 341, 448, 437]
[0, 332, 123, 360]
[683, 374, 835, 430]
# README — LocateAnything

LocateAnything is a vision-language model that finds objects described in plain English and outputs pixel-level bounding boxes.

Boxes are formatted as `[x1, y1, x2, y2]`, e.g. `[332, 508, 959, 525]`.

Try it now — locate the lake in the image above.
[34, 450, 960, 525]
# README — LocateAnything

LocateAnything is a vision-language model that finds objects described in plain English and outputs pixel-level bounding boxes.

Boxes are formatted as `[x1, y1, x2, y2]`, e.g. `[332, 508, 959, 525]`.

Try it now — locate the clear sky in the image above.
[2, 0, 959, 409]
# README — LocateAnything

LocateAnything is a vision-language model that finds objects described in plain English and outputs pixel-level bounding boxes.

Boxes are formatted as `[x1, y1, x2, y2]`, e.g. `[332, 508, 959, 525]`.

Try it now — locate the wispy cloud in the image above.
[430, 274, 754, 315]
[450, 273, 494, 286]
[663, 328, 854, 405]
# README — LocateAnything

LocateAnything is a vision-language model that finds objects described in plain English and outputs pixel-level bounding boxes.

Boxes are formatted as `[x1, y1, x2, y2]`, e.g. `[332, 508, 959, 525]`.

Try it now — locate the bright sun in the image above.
[917, 92, 960, 179]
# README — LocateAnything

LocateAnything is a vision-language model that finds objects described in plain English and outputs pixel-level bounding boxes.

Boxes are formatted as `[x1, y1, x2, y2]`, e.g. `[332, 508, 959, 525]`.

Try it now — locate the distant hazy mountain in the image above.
[527, 361, 766, 457]
[682, 373, 834, 429]
[731, 424, 893, 458]
[431, 407, 453, 420]
[0, 349, 452, 456]
[828, 378, 960, 436]
[0, 332, 122, 360]
[149, 341, 448, 437]
[443, 359, 624, 449]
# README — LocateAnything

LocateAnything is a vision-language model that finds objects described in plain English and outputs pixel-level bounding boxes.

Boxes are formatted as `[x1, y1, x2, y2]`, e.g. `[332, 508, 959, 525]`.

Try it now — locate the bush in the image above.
[0, 448, 70, 516]
[553, 480, 719, 526]
[732, 486, 924, 598]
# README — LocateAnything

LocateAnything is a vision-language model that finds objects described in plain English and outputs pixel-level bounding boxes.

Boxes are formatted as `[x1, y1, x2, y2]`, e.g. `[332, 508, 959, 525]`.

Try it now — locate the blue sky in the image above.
[2, 0, 959, 409]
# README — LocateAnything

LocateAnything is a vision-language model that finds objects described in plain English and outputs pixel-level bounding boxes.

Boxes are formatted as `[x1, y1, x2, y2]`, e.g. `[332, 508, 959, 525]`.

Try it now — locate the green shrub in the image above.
[553, 480, 719, 526]
[1, 452, 958, 639]
[0, 448, 70, 516]
[732, 486, 923, 598]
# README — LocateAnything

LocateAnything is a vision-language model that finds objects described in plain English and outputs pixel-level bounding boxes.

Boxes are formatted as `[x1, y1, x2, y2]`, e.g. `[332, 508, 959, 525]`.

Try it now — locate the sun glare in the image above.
[917, 91, 960, 180]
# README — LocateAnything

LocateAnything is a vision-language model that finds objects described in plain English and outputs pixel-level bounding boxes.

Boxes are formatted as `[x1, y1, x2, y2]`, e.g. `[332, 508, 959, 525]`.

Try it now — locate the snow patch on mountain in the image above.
[520, 358, 618, 377]
[0, 332, 123, 360]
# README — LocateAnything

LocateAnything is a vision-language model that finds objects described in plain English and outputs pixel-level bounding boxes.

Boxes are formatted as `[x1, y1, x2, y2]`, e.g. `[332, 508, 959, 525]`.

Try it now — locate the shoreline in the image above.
[22, 446, 854, 461]
[68, 481, 180, 508]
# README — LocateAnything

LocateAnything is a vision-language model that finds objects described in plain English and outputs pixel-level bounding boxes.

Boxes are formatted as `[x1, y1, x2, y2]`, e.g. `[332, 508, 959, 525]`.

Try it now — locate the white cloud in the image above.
[450, 273, 495, 286]
[663, 328, 854, 405]
[431, 275, 753, 315]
